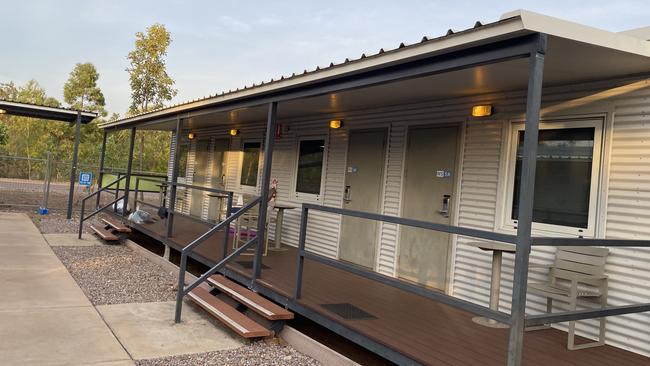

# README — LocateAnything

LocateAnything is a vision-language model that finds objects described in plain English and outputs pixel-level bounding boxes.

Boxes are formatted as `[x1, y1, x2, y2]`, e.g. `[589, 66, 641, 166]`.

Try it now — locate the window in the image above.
[240, 142, 261, 187]
[506, 120, 603, 235]
[295, 139, 325, 196]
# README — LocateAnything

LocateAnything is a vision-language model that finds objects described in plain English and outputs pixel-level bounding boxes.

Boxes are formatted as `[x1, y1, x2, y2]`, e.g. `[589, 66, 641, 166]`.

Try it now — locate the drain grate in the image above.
[320, 303, 377, 320]
[236, 261, 270, 270]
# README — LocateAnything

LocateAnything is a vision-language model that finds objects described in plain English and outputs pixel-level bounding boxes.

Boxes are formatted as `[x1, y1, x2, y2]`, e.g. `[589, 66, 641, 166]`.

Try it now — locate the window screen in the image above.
[512, 127, 595, 228]
[296, 139, 325, 195]
[240, 142, 261, 187]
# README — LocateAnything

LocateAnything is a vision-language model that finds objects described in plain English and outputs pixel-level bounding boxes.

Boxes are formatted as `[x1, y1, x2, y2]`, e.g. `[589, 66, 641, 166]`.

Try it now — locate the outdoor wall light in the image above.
[188, 132, 196, 140]
[230, 129, 240, 136]
[0, 109, 6, 114]
[329, 119, 343, 129]
[471, 105, 493, 117]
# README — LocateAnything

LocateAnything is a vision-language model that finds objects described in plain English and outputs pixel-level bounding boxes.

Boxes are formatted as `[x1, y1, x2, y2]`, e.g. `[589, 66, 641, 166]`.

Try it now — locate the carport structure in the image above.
[0, 100, 97, 218]
[92, 10, 650, 366]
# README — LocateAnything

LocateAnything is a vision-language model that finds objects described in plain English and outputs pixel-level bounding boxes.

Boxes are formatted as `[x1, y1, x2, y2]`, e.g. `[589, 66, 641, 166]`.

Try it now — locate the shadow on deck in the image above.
[129, 213, 650, 366]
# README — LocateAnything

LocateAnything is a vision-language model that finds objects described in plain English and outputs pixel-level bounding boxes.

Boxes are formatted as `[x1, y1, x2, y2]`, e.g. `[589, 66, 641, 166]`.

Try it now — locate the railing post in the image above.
[252, 101, 278, 281]
[96, 130, 108, 210]
[167, 117, 183, 238]
[42, 151, 52, 212]
[78, 198, 85, 239]
[175, 252, 188, 323]
[122, 127, 137, 219]
[133, 177, 140, 210]
[507, 33, 546, 366]
[293, 205, 309, 300]
[222, 192, 233, 260]
[114, 172, 120, 212]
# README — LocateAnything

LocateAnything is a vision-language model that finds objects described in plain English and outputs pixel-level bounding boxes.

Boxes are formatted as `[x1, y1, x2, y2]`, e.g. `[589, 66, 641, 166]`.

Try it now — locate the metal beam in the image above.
[95, 130, 108, 209]
[507, 33, 547, 366]
[526, 303, 650, 327]
[66, 112, 82, 219]
[122, 127, 137, 219]
[304, 203, 516, 244]
[166, 118, 183, 238]
[252, 102, 278, 281]
[532, 237, 650, 247]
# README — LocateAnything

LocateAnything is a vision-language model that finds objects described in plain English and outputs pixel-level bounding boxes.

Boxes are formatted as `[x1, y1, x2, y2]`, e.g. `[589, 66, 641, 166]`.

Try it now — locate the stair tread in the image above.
[101, 217, 131, 233]
[208, 275, 293, 320]
[90, 224, 119, 241]
[188, 287, 271, 338]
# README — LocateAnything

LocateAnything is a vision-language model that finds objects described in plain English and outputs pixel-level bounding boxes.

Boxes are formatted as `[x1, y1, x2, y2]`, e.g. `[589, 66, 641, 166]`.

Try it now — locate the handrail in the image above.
[78, 176, 127, 239]
[167, 180, 232, 195]
[307, 203, 517, 244]
[173, 196, 263, 323]
[82, 175, 126, 202]
[174, 237, 258, 322]
[293, 203, 517, 324]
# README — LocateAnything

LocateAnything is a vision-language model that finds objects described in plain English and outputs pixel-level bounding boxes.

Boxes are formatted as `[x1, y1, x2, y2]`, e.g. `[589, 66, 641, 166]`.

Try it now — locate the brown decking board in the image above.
[132, 214, 650, 366]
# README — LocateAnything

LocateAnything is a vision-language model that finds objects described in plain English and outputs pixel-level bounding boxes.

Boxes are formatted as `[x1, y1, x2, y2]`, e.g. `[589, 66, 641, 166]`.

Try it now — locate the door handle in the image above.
[344, 185, 352, 203]
[438, 195, 450, 218]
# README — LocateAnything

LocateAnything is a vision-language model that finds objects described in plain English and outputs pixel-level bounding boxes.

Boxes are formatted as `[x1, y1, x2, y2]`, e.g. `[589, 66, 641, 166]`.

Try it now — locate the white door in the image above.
[338, 129, 387, 269]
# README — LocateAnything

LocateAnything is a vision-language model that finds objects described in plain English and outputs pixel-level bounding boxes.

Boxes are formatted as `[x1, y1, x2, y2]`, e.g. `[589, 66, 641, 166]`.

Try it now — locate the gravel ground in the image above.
[135, 338, 320, 366]
[51, 244, 177, 305]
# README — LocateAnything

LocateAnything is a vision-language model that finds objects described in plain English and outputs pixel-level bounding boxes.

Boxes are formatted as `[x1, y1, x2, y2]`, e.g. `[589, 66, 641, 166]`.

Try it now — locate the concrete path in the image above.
[0, 212, 132, 366]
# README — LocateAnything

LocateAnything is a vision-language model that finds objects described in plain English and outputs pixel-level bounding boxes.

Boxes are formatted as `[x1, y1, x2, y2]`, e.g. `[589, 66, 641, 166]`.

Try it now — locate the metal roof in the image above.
[0, 99, 97, 123]
[100, 9, 650, 129]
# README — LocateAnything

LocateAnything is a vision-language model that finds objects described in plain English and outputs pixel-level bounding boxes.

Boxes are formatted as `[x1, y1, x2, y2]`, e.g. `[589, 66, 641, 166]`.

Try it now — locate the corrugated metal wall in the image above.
[170, 76, 650, 357]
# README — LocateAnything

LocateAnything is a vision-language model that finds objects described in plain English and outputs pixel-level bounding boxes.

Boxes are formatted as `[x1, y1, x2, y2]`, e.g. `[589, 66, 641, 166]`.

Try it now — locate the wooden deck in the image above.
[132, 213, 650, 366]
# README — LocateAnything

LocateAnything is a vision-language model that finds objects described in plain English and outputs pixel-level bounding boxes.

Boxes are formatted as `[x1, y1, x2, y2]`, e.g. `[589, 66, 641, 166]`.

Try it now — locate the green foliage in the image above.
[0, 122, 7, 145]
[63, 62, 106, 116]
[126, 23, 177, 114]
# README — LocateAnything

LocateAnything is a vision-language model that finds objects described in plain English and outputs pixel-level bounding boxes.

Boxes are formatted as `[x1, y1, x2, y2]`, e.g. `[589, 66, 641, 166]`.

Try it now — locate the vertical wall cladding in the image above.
[377, 125, 407, 276]
[603, 90, 650, 355]
[452, 119, 505, 306]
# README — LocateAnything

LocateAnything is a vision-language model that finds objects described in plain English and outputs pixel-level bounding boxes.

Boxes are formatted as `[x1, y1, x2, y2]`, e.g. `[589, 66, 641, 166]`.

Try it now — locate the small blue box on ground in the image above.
[38, 207, 49, 215]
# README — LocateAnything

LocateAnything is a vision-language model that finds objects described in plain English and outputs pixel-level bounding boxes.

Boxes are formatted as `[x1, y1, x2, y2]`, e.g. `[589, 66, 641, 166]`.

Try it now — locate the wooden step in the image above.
[90, 224, 119, 241]
[188, 287, 271, 338]
[102, 217, 131, 233]
[207, 275, 293, 320]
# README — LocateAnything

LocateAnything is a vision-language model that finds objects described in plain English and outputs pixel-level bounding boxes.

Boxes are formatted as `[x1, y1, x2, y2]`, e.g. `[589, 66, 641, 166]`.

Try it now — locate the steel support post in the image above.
[95, 130, 108, 209]
[66, 112, 82, 219]
[166, 117, 183, 239]
[252, 101, 278, 282]
[122, 127, 137, 219]
[507, 34, 547, 366]
[42, 151, 52, 211]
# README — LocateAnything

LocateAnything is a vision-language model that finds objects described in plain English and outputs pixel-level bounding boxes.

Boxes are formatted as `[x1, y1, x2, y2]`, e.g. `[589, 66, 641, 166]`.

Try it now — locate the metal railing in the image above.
[174, 196, 262, 323]
[78, 175, 127, 238]
[293, 203, 514, 324]
[292, 203, 650, 342]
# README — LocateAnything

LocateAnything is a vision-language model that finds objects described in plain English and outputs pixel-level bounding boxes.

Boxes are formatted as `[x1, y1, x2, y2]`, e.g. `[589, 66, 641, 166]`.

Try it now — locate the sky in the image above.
[1, 0, 650, 115]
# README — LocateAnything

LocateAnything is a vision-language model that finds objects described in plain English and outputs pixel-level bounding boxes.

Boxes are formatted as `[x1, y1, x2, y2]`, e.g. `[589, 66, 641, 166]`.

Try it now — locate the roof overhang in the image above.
[0, 99, 97, 123]
[99, 9, 650, 131]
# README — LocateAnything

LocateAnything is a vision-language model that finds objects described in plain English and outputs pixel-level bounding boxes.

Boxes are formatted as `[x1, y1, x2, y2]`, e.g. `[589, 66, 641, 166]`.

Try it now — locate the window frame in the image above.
[238, 139, 262, 192]
[503, 118, 604, 237]
[292, 135, 328, 202]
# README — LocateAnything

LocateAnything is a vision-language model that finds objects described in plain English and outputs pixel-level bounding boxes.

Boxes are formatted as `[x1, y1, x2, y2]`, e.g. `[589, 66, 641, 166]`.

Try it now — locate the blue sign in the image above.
[79, 172, 93, 186]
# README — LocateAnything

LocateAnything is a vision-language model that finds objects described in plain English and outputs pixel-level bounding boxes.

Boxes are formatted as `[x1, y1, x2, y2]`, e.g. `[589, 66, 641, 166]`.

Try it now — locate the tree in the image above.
[63, 62, 106, 116]
[0, 122, 7, 146]
[126, 23, 177, 114]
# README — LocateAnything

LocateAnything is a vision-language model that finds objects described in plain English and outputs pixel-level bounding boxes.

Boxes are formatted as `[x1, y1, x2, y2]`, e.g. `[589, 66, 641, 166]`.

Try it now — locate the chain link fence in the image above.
[0, 154, 165, 212]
